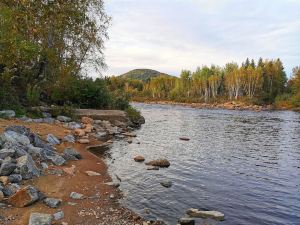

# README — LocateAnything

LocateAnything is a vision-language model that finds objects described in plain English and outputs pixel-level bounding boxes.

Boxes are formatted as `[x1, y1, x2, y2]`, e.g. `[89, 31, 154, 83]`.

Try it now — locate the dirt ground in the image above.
[0, 119, 145, 225]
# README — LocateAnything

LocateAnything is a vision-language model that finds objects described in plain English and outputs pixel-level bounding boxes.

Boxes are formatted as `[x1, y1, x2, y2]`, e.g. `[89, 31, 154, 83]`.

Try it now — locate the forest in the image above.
[107, 58, 300, 109]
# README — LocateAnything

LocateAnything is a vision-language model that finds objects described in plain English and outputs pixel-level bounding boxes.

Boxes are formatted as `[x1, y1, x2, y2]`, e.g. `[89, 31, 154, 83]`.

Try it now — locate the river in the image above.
[106, 103, 300, 225]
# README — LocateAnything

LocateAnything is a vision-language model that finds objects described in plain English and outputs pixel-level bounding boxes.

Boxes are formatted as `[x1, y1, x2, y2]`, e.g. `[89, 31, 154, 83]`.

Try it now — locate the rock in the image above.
[8, 185, 40, 207]
[5, 126, 30, 136]
[63, 148, 82, 160]
[28, 133, 53, 151]
[85, 171, 101, 176]
[63, 165, 76, 175]
[43, 118, 55, 124]
[67, 122, 82, 130]
[105, 182, 120, 188]
[53, 211, 64, 220]
[147, 166, 159, 171]
[0, 176, 9, 185]
[0, 162, 16, 176]
[0, 149, 16, 159]
[42, 112, 52, 118]
[43, 198, 62, 208]
[81, 117, 94, 124]
[43, 151, 65, 166]
[83, 124, 93, 133]
[8, 174, 22, 183]
[41, 162, 48, 170]
[77, 139, 89, 144]
[146, 159, 170, 168]
[63, 135, 75, 143]
[70, 192, 84, 200]
[28, 213, 52, 225]
[0, 191, 4, 201]
[15, 155, 40, 179]
[0, 110, 15, 118]
[109, 194, 115, 199]
[27, 145, 44, 158]
[2, 131, 30, 146]
[2, 183, 20, 196]
[124, 132, 137, 137]
[127, 139, 133, 144]
[46, 134, 60, 145]
[186, 208, 225, 221]
[92, 132, 108, 141]
[179, 217, 195, 225]
[57, 116, 72, 123]
[160, 181, 172, 188]
[134, 155, 145, 162]
[74, 129, 85, 137]
[179, 137, 190, 141]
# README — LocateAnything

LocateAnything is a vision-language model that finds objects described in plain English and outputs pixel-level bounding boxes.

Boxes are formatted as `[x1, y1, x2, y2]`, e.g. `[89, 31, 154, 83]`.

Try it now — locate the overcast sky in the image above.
[102, 0, 300, 77]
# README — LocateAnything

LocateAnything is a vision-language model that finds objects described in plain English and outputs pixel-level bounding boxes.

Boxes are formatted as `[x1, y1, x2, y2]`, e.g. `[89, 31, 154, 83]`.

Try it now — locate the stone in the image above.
[83, 124, 93, 133]
[85, 171, 101, 176]
[67, 122, 82, 130]
[43, 118, 55, 124]
[105, 182, 120, 188]
[8, 185, 40, 207]
[43, 198, 62, 208]
[0, 191, 4, 201]
[63, 148, 82, 160]
[124, 132, 137, 137]
[81, 116, 94, 124]
[63, 134, 75, 143]
[145, 159, 170, 168]
[0, 176, 9, 185]
[63, 165, 76, 175]
[57, 116, 72, 123]
[2, 142, 27, 158]
[179, 137, 190, 141]
[186, 208, 225, 221]
[27, 145, 44, 158]
[41, 162, 48, 170]
[46, 134, 60, 145]
[15, 155, 40, 179]
[28, 213, 53, 225]
[77, 139, 89, 144]
[5, 126, 30, 136]
[53, 211, 64, 220]
[147, 166, 159, 171]
[160, 181, 172, 188]
[2, 183, 20, 196]
[0, 110, 16, 118]
[70, 192, 84, 200]
[74, 129, 85, 137]
[0, 149, 16, 159]
[179, 217, 195, 225]
[42, 112, 52, 118]
[28, 133, 52, 150]
[8, 174, 22, 183]
[43, 151, 65, 166]
[134, 155, 145, 162]
[2, 131, 30, 146]
[0, 162, 16, 176]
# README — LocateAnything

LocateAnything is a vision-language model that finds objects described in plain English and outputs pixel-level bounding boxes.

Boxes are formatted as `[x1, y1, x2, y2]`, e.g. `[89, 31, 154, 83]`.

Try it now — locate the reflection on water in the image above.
[107, 103, 300, 225]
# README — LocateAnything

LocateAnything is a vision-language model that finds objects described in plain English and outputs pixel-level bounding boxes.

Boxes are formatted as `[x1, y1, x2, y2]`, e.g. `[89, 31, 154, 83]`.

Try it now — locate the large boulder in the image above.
[29, 213, 53, 225]
[15, 155, 40, 179]
[2, 131, 30, 146]
[8, 185, 40, 207]
[146, 159, 170, 168]
[186, 208, 225, 221]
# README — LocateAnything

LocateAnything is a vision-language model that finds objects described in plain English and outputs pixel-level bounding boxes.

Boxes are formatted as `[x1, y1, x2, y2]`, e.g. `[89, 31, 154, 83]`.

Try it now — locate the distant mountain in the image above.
[119, 69, 173, 82]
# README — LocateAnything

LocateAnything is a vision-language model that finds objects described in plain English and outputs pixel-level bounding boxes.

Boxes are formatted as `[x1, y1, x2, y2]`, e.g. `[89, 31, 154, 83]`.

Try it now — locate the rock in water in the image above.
[57, 116, 72, 122]
[0, 110, 15, 118]
[179, 217, 195, 225]
[160, 181, 172, 188]
[46, 134, 60, 145]
[15, 155, 40, 179]
[29, 213, 53, 225]
[8, 185, 40, 207]
[43, 198, 62, 208]
[186, 208, 225, 221]
[134, 155, 145, 162]
[179, 137, 190, 141]
[146, 159, 170, 168]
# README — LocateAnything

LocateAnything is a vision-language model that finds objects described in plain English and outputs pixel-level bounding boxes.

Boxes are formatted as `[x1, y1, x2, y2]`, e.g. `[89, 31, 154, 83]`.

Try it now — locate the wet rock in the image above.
[146, 159, 170, 168]
[70, 192, 84, 200]
[160, 181, 172, 188]
[179, 137, 190, 141]
[5, 126, 30, 136]
[15, 155, 40, 179]
[57, 116, 72, 123]
[53, 211, 64, 220]
[179, 217, 195, 225]
[74, 129, 85, 137]
[0, 110, 16, 118]
[0, 149, 16, 159]
[43, 198, 62, 208]
[124, 132, 137, 137]
[85, 171, 101, 176]
[105, 182, 120, 188]
[134, 155, 145, 162]
[63, 134, 75, 143]
[147, 166, 159, 171]
[186, 208, 225, 221]
[2, 131, 30, 146]
[8, 174, 22, 183]
[77, 139, 89, 144]
[63, 147, 82, 160]
[8, 185, 40, 207]
[2, 183, 20, 196]
[46, 134, 60, 145]
[81, 117, 94, 124]
[28, 213, 53, 225]
[0, 162, 16, 176]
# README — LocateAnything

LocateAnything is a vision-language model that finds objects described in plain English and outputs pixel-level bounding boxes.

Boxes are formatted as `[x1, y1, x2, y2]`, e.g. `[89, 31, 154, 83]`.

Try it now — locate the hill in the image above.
[119, 69, 173, 82]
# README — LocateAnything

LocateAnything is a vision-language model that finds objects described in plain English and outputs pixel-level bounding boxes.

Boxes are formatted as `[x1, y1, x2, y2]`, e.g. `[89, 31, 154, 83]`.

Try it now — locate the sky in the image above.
[102, 0, 300, 77]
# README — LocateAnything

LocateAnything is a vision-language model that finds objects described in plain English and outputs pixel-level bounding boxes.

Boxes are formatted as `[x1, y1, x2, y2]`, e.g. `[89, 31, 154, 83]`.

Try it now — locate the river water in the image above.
[106, 103, 300, 225]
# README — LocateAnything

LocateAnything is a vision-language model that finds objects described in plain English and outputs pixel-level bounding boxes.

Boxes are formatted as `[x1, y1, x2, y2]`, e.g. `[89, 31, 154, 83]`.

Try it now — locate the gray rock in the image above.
[42, 112, 52, 118]
[179, 217, 195, 225]
[43, 198, 62, 208]
[27, 145, 44, 158]
[2, 131, 30, 146]
[186, 208, 225, 221]
[2, 183, 20, 196]
[46, 134, 60, 145]
[8, 185, 40, 207]
[32, 118, 44, 123]
[0, 149, 16, 159]
[47, 154, 65, 166]
[8, 174, 22, 183]
[43, 118, 55, 124]
[160, 181, 172, 188]
[5, 126, 30, 136]
[63, 148, 82, 160]
[0, 162, 16, 176]
[41, 162, 48, 170]
[57, 116, 72, 123]
[15, 155, 40, 179]
[70, 192, 84, 200]
[2, 142, 28, 158]
[66, 122, 82, 129]
[53, 211, 64, 220]
[29, 133, 54, 151]
[105, 182, 120, 188]
[0, 110, 15, 118]
[29, 213, 53, 225]
[63, 134, 75, 143]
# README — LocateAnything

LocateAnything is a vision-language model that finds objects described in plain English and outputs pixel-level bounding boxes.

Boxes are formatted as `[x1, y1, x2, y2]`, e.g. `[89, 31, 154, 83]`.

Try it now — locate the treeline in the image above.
[0, 0, 130, 114]
[107, 58, 300, 109]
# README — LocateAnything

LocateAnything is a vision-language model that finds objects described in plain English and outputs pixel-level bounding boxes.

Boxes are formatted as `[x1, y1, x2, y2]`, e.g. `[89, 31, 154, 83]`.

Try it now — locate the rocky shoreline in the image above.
[0, 109, 167, 225]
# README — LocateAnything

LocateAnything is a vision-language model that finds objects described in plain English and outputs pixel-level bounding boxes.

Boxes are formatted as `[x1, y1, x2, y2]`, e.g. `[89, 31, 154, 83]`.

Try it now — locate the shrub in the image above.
[126, 106, 142, 123]
[26, 85, 41, 106]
